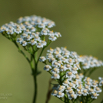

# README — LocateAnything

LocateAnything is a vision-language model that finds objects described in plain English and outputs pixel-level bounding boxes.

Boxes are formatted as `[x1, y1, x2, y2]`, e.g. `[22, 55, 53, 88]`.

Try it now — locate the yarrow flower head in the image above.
[0, 15, 61, 51]
[40, 47, 103, 101]
[40, 47, 81, 80]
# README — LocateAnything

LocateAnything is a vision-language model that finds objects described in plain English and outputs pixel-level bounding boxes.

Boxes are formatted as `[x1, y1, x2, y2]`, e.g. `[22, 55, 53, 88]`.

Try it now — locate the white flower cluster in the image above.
[40, 47, 103, 101]
[17, 15, 55, 29]
[98, 77, 103, 86]
[0, 15, 61, 48]
[79, 55, 103, 69]
[52, 75, 102, 100]
[39, 47, 81, 79]
[0, 22, 23, 35]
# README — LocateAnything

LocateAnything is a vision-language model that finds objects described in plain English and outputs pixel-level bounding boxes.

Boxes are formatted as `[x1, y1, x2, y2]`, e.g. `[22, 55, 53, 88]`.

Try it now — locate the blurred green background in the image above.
[0, 0, 103, 103]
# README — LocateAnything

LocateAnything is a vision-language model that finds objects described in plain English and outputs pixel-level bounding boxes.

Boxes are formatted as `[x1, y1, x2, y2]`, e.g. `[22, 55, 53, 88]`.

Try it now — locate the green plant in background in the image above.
[0, 15, 61, 103]
[0, 15, 103, 103]
[40, 47, 103, 103]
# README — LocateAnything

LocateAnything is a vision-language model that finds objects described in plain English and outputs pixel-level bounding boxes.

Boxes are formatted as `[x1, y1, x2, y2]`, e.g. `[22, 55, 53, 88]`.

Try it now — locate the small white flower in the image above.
[38, 23, 45, 28]
[89, 88, 95, 94]
[29, 39, 37, 45]
[17, 38, 23, 44]
[51, 73, 60, 79]
[63, 79, 69, 86]
[30, 27, 36, 32]
[24, 22, 33, 29]
[68, 82, 76, 88]
[24, 29, 31, 34]
[22, 41, 27, 46]
[34, 35, 40, 41]
[14, 28, 22, 34]
[21, 33, 28, 38]
[68, 93, 77, 100]
[94, 87, 102, 93]
[71, 67, 78, 74]
[59, 65, 67, 71]
[66, 89, 74, 94]
[41, 40, 47, 46]
[44, 65, 51, 71]
[26, 35, 32, 41]
[47, 48, 54, 53]
[67, 58, 74, 65]
[20, 24, 26, 31]
[98, 77, 103, 86]
[51, 90, 58, 96]
[76, 90, 83, 96]
[66, 72, 74, 79]
[61, 58, 68, 63]
[51, 68, 60, 74]
[39, 56, 46, 62]
[91, 92, 99, 99]
[49, 35, 57, 41]
[65, 64, 72, 71]
[52, 61, 60, 67]
[36, 42, 43, 48]
[76, 84, 83, 91]
[91, 80, 98, 87]
[71, 51, 78, 58]
[48, 57, 56, 63]
[82, 89, 88, 96]
[40, 30, 48, 36]
[66, 87, 72, 92]
[47, 22, 55, 28]
[54, 32, 62, 37]
[57, 91, 64, 98]
[57, 85, 65, 92]
[7, 29, 14, 34]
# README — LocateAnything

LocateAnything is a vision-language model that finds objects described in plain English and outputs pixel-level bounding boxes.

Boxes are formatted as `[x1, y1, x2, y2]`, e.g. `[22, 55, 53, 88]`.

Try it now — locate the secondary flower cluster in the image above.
[0, 15, 61, 48]
[52, 75, 102, 100]
[39, 47, 81, 80]
[79, 55, 103, 69]
[40, 47, 103, 101]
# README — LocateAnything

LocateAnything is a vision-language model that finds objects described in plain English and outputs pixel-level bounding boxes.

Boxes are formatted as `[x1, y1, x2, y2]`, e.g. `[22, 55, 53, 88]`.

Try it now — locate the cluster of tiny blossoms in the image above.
[79, 55, 103, 69]
[39, 47, 81, 80]
[52, 75, 102, 100]
[39, 47, 103, 101]
[0, 15, 61, 48]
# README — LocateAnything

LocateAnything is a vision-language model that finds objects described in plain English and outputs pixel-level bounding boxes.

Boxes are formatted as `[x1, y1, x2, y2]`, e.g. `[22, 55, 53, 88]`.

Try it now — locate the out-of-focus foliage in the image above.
[0, 0, 103, 103]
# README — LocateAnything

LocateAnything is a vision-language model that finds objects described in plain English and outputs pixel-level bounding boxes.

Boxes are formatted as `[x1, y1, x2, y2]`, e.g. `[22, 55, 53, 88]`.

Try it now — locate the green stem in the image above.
[33, 63, 37, 103]
[13, 41, 30, 63]
[84, 70, 88, 76]
[32, 41, 51, 103]
[37, 41, 51, 63]
[87, 68, 96, 77]
[33, 51, 38, 103]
